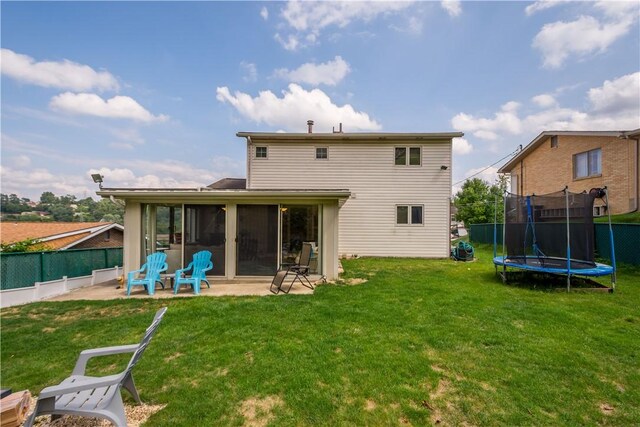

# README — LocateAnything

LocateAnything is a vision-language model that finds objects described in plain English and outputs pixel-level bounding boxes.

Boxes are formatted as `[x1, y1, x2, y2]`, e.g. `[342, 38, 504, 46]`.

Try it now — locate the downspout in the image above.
[246, 136, 252, 190]
[519, 160, 523, 195]
[618, 131, 639, 212]
[565, 186, 571, 292]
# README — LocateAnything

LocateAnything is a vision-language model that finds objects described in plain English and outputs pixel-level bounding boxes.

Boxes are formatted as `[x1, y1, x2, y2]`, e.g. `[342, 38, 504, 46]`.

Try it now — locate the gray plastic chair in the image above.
[25, 307, 168, 427]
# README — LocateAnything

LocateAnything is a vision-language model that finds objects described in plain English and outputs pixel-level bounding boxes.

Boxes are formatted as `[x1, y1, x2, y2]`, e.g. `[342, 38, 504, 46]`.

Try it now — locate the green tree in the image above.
[39, 191, 56, 205]
[453, 177, 506, 226]
[0, 238, 50, 253]
[0, 193, 31, 213]
[92, 199, 124, 223]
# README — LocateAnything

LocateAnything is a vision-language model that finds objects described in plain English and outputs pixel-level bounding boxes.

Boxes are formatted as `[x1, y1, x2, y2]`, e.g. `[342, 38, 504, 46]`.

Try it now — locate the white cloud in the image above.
[274, 56, 350, 86]
[441, 0, 461, 17]
[525, 0, 567, 16]
[529, 1, 639, 68]
[49, 92, 169, 123]
[274, 33, 300, 51]
[452, 137, 473, 155]
[531, 93, 557, 108]
[0, 165, 93, 200]
[451, 72, 640, 141]
[594, 0, 640, 18]
[260, 6, 269, 20]
[110, 128, 145, 145]
[89, 156, 244, 190]
[451, 102, 523, 140]
[11, 155, 32, 168]
[275, 1, 415, 50]
[588, 72, 640, 114]
[240, 61, 258, 83]
[533, 15, 634, 69]
[1, 48, 119, 91]
[216, 83, 381, 132]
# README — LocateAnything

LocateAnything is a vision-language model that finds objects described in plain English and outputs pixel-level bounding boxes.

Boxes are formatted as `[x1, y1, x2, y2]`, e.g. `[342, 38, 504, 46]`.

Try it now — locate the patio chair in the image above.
[174, 250, 213, 295]
[127, 252, 168, 296]
[277, 242, 315, 294]
[24, 307, 168, 427]
[269, 269, 289, 294]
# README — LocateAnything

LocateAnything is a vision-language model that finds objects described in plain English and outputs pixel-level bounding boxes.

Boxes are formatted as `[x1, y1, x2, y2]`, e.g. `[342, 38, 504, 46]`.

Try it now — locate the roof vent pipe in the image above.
[307, 120, 314, 133]
[333, 123, 343, 133]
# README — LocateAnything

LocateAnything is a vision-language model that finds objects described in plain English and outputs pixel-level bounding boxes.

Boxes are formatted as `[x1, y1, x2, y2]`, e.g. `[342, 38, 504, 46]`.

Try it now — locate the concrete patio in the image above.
[46, 276, 317, 301]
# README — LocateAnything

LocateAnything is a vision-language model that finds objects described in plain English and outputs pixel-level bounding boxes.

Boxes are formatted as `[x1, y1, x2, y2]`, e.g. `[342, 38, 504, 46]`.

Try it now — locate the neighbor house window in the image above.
[255, 146, 268, 159]
[573, 148, 601, 179]
[550, 136, 558, 148]
[395, 147, 421, 166]
[316, 147, 328, 159]
[396, 205, 423, 225]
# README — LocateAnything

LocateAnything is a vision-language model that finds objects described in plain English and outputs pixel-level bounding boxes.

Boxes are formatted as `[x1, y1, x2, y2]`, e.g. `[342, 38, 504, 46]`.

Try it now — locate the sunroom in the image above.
[96, 187, 350, 281]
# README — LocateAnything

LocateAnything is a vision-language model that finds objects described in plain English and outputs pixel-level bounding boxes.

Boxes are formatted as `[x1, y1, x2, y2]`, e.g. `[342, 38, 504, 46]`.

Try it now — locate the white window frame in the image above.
[255, 146, 268, 159]
[315, 147, 328, 160]
[394, 146, 421, 166]
[396, 204, 424, 226]
[573, 148, 601, 179]
[550, 136, 558, 148]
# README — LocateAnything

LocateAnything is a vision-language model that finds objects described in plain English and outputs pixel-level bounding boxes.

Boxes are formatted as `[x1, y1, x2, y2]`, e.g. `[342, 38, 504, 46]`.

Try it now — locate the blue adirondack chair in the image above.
[174, 250, 213, 295]
[127, 252, 168, 296]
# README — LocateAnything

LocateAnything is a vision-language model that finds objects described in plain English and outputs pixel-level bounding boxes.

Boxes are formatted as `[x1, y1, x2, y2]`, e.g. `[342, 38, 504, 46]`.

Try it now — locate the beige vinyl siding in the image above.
[248, 142, 451, 257]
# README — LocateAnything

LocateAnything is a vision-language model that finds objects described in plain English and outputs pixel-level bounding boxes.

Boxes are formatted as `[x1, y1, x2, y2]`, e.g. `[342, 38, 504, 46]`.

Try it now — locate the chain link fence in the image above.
[469, 223, 639, 266]
[0, 247, 123, 290]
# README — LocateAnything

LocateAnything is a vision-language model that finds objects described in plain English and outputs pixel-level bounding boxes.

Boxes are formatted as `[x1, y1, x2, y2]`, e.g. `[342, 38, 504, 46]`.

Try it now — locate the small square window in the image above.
[573, 148, 601, 179]
[316, 147, 328, 159]
[255, 146, 268, 159]
[395, 146, 421, 166]
[395, 147, 407, 166]
[396, 205, 424, 225]
[550, 136, 558, 148]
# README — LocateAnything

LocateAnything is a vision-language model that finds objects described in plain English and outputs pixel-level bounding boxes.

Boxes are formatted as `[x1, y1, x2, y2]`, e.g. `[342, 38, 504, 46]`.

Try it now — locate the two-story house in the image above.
[499, 129, 640, 216]
[97, 129, 462, 281]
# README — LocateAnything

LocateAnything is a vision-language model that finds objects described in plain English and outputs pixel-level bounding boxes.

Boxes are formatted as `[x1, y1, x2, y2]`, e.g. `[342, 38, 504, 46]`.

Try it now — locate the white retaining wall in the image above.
[0, 266, 122, 308]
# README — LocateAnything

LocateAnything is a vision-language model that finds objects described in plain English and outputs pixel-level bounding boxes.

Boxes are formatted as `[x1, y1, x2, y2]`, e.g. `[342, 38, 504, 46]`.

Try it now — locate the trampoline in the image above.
[493, 187, 616, 290]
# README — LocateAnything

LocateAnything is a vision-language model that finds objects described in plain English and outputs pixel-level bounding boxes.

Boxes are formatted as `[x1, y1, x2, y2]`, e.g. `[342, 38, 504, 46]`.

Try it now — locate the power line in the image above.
[453, 146, 522, 187]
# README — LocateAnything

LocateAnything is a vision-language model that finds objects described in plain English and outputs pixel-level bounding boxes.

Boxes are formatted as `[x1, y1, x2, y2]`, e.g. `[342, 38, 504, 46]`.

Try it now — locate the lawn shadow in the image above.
[494, 270, 613, 293]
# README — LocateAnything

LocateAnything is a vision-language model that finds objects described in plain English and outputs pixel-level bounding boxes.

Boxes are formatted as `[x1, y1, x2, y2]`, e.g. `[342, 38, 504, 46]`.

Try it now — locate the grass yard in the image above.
[1, 245, 639, 426]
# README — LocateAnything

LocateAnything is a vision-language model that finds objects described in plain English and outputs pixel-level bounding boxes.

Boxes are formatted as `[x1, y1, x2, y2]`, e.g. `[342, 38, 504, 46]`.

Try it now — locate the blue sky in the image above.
[2, 1, 639, 200]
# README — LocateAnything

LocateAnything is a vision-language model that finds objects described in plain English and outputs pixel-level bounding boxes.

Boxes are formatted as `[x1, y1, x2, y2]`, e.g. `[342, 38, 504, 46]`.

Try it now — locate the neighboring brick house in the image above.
[498, 129, 640, 216]
[0, 222, 123, 250]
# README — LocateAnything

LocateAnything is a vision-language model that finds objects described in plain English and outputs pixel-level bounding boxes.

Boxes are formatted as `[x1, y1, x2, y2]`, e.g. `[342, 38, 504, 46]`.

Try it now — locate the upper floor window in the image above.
[396, 205, 423, 225]
[255, 146, 268, 159]
[550, 136, 558, 148]
[316, 147, 328, 160]
[573, 148, 601, 179]
[395, 147, 421, 166]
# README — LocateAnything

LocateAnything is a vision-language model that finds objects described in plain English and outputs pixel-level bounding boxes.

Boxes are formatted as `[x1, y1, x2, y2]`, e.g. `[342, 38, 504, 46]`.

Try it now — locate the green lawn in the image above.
[2, 245, 639, 426]
[594, 211, 640, 223]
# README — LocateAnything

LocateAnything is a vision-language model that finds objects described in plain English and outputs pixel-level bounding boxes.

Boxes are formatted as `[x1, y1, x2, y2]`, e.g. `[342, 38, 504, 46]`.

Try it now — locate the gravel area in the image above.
[27, 397, 165, 426]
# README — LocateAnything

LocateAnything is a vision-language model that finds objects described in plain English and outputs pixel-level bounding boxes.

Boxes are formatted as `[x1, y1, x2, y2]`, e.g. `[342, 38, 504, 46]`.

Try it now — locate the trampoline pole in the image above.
[502, 192, 507, 282]
[605, 187, 616, 290]
[493, 196, 498, 259]
[565, 187, 571, 292]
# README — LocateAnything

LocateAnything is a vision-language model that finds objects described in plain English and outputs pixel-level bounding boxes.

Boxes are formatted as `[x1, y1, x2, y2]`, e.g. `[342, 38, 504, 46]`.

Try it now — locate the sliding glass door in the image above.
[236, 205, 279, 275]
[281, 205, 320, 274]
[184, 205, 226, 276]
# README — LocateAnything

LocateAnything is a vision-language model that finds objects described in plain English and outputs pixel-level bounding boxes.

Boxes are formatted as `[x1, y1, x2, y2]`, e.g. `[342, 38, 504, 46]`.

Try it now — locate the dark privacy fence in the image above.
[469, 223, 640, 266]
[0, 247, 123, 291]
